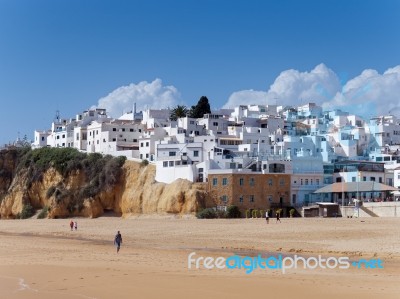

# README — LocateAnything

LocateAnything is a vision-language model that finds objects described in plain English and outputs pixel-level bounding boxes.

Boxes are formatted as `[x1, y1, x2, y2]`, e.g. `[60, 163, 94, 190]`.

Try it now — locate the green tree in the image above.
[170, 105, 188, 121]
[189, 96, 211, 118]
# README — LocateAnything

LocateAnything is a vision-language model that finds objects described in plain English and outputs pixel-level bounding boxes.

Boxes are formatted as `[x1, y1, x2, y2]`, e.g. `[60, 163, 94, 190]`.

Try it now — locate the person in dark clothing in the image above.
[114, 231, 123, 253]
[276, 212, 281, 223]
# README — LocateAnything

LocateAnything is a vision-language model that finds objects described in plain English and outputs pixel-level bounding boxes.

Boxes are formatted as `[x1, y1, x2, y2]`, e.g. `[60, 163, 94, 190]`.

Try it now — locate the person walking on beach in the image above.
[69, 220, 74, 231]
[74, 221, 78, 231]
[265, 210, 269, 224]
[276, 212, 281, 223]
[114, 231, 122, 253]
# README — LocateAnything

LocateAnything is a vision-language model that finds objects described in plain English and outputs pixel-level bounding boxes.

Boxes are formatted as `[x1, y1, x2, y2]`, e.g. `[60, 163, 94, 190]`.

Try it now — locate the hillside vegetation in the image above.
[0, 147, 206, 219]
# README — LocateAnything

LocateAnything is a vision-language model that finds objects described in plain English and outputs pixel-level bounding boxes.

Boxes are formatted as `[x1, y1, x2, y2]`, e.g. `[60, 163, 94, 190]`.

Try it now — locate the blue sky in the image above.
[0, 0, 399, 145]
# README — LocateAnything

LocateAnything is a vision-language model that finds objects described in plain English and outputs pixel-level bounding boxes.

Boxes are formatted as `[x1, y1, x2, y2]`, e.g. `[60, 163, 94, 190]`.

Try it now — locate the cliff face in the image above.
[0, 157, 207, 219]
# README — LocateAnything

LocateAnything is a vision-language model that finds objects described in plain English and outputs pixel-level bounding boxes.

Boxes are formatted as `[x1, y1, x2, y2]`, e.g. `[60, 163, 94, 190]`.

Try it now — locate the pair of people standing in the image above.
[265, 211, 281, 224]
[69, 220, 78, 231]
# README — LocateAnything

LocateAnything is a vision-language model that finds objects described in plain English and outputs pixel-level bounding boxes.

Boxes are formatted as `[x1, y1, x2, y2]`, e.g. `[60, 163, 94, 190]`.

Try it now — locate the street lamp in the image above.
[356, 171, 361, 218]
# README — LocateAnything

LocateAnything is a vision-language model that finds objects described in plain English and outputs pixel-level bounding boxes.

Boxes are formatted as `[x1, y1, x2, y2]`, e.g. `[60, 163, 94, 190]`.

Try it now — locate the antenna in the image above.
[55, 110, 61, 124]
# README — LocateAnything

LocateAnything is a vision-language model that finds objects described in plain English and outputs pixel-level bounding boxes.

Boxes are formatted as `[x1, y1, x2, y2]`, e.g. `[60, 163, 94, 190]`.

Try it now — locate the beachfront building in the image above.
[155, 141, 205, 183]
[207, 170, 291, 215]
[332, 160, 387, 201]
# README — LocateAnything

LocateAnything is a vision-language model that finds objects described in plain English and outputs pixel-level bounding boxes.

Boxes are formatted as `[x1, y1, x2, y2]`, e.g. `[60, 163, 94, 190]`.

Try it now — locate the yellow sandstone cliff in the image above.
[0, 160, 207, 219]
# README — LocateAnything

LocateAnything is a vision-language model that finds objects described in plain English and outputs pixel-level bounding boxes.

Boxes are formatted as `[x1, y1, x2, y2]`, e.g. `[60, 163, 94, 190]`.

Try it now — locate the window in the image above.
[239, 178, 244, 186]
[213, 122, 218, 126]
[146, 142, 149, 147]
[300, 179, 303, 185]
[222, 178, 228, 186]
[279, 178, 285, 186]
[239, 196, 243, 203]
[113, 128, 116, 131]
[112, 138, 116, 141]
[268, 179, 273, 186]
[363, 176, 367, 181]
[352, 177, 356, 182]
[146, 154, 149, 158]
[169, 161, 174, 167]
[379, 177, 382, 183]
[212, 178, 218, 186]
[370, 177, 375, 181]
[221, 195, 228, 203]
[130, 129, 134, 132]
[96, 140, 99, 144]
[193, 150, 199, 157]
[249, 195, 254, 202]
[103, 139, 106, 142]
[163, 161, 168, 167]
[169, 152, 176, 156]
[269, 163, 285, 173]
[292, 194, 297, 205]
[249, 178, 255, 186]
[41, 136, 45, 141]
[316, 179, 320, 185]
[305, 179, 309, 185]
[267, 195, 272, 202]
[122, 128, 125, 132]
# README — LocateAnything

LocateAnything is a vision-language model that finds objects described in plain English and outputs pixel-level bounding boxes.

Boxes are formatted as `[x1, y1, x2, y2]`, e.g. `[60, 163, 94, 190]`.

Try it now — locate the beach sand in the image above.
[0, 217, 399, 299]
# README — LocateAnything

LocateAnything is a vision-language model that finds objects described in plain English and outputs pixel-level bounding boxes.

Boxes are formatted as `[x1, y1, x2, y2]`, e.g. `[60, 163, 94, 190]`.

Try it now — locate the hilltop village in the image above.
[30, 98, 400, 215]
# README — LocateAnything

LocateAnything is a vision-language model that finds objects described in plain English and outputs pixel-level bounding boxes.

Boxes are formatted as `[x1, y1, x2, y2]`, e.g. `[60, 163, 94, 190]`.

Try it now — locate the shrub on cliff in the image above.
[140, 159, 149, 167]
[18, 203, 35, 219]
[37, 206, 49, 219]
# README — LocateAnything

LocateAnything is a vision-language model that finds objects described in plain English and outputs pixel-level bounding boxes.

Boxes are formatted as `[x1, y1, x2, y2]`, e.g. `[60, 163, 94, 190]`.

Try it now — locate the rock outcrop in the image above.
[0, 154, 207, 218]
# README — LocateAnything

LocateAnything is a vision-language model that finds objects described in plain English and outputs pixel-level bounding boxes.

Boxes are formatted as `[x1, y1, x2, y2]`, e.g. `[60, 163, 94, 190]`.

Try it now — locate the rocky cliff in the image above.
[0, 148, 207, 219]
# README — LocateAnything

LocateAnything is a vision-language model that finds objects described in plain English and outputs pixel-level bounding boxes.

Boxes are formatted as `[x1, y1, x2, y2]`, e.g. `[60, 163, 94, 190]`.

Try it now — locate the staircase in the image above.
[359, 206, 379, 217]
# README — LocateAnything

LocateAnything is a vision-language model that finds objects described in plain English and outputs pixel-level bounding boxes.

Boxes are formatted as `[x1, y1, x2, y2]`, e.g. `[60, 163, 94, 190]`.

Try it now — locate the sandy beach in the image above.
[0, 216, 399, 299]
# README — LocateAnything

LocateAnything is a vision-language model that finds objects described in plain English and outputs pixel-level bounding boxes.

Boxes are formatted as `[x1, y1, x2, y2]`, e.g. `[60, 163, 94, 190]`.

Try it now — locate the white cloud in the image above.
[327, 66, 400, 116]
[95, 79, 181, 118]
[223, 89, 269, 108]
[223, 64, 341, 108]
[224, 64, 400, 118]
